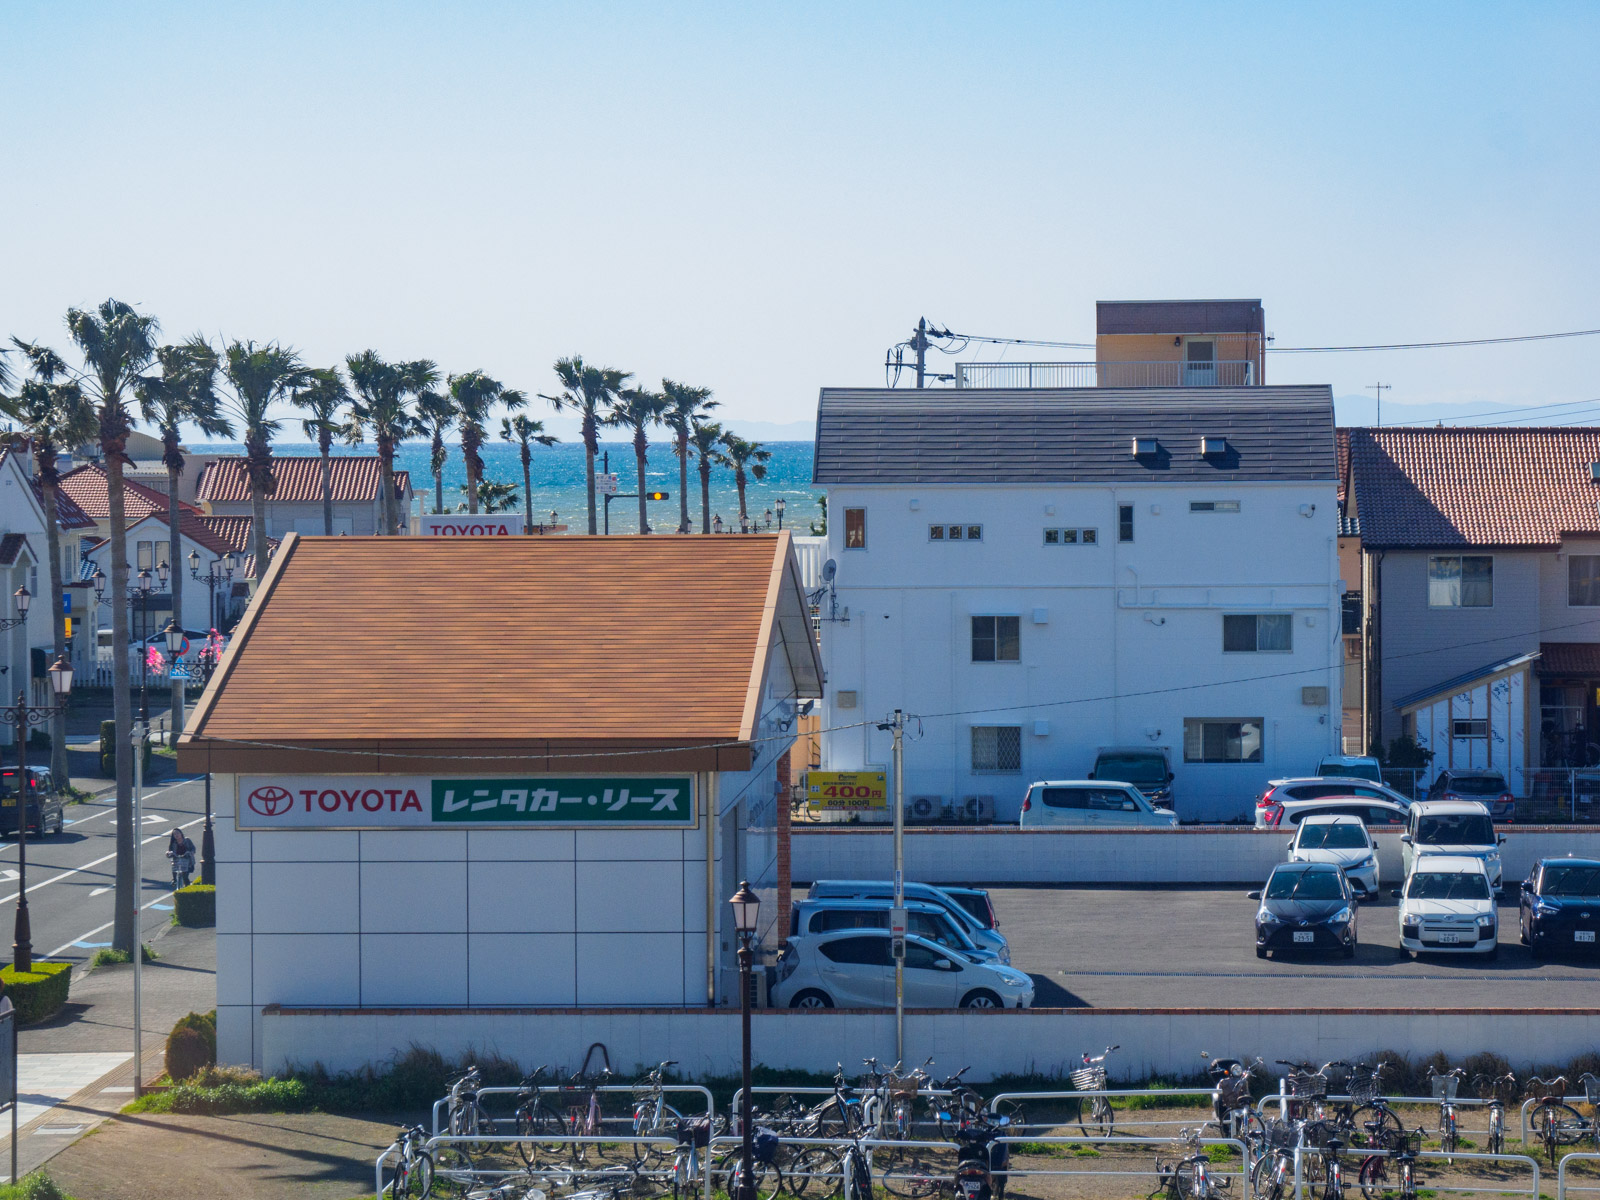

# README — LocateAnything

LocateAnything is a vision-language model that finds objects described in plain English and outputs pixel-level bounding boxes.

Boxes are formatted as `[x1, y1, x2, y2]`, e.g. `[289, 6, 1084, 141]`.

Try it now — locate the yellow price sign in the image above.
[806, 770, 888, 810]
[63, 617, 72, 637]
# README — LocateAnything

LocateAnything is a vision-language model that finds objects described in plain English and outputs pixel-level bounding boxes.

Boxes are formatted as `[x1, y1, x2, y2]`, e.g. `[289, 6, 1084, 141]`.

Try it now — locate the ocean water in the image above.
[198, 440, 824, 535]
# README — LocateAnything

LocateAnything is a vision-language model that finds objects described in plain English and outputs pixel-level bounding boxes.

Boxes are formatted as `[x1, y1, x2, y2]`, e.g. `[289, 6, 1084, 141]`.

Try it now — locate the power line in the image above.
[1272, 327, 1600, 353]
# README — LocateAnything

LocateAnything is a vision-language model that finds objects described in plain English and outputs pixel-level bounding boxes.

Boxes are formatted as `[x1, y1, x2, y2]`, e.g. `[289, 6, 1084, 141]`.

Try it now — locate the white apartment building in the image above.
[812, 386, 1343, 822]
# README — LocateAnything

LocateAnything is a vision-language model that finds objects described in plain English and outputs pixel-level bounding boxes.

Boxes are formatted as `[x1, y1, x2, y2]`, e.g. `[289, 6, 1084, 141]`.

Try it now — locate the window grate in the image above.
[972, 725, 1022, 773]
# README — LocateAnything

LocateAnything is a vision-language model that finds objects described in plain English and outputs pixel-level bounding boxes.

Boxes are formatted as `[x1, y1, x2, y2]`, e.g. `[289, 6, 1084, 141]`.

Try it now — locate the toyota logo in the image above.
[246, 785, 294, 817]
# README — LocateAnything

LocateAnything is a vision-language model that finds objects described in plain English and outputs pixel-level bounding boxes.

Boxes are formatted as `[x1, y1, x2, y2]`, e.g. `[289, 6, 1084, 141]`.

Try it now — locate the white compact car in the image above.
[1398, 855, 1499, 959]
[1287, 814, 1380, 898]
[1020, 780, 1178, 828]
[770, 929, 1035, 1010]
[1402, 799, 1504, 888]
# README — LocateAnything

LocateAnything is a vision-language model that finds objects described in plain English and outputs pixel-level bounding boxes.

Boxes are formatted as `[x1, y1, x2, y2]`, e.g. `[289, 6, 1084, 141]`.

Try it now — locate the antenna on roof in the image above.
[1368, 382, 1391, 427]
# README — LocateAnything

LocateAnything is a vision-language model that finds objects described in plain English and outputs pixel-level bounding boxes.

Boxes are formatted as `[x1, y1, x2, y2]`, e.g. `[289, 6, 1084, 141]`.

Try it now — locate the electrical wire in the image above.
[1273, 327, 1600, 353]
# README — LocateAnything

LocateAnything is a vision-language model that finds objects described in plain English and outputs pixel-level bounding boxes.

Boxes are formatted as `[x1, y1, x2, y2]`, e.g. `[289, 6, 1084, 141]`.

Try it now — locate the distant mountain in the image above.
[1334, 393, 1599, 428]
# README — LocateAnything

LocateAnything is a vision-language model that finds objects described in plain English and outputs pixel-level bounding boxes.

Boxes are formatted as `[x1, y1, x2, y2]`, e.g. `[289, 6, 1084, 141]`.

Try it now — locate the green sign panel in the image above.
[430, 777, 696, 826]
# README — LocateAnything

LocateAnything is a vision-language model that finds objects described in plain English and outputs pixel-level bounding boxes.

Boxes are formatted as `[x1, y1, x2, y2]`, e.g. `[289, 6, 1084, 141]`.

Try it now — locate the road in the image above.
[0, 775, 211, 969]
[993, 884, 1600, 1008]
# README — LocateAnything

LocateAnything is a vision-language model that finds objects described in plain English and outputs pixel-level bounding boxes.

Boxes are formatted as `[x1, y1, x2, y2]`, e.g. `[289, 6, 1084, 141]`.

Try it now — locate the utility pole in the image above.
[914, 319, 929, 389]
[884, 708, 907, 1061]
[1368, 382, 1391, 428]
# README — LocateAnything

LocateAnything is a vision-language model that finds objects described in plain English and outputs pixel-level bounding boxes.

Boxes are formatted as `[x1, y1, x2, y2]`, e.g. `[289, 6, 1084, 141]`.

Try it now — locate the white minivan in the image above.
[1402, 800, 1505, 888]
[1397, 855, 1499, 959]
[1019, 781, 1179, 828]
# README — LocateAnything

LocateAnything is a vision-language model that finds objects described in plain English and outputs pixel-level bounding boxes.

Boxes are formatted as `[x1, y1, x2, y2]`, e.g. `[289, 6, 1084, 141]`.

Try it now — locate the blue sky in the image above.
[3, 3, 1597, 434]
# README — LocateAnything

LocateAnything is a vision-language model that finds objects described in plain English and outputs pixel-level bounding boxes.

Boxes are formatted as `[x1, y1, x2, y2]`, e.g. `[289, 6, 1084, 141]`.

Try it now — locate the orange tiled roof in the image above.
[194, 456, 411, 504]
[1350, 426, 1600, 549]
[57, 463, 197, 522]
[180, 533, 822, 773]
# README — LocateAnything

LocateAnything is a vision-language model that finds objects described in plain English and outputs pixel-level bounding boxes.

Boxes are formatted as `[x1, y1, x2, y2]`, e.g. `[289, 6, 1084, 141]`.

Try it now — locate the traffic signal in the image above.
[645, 491, 670, 501]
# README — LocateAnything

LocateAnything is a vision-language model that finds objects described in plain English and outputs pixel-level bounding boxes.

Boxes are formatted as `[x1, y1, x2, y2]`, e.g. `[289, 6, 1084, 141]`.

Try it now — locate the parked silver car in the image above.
[806, 880, 1010, 962]
[771, 929, 1035, 1010]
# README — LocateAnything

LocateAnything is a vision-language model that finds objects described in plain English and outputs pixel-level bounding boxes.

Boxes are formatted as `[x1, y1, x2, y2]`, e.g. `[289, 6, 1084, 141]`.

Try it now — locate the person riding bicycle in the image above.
[167, 829, 196, 885]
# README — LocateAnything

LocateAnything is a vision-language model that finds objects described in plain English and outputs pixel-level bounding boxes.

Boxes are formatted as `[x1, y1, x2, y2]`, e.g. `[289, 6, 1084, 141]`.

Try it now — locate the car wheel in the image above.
[788, 989, 833, 1010]
[1343, 941, 1356, 960]
[960, 989, 1003, 1009]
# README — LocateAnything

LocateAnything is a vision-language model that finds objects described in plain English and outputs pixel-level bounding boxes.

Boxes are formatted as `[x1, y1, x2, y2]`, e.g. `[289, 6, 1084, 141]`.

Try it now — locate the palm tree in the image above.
[689, 419, 728, 534]
[137, 337, 229, 735]
[660, 380, 717, 534]
[346, 352, 433, 534]
[449, 370, 523, 516]
[540, 357, 630, 535]
[415, 388, 457, 516]
[720, 433, 771, 530]
[500, 414, 559, 533]
[2, 342, 96, 784]
[220, 341, 309, 576]
[458, 478, 519, 514]
[605, 386, 670, 534]
[61, 299, 159, 954]
[289, 367, 350, 535]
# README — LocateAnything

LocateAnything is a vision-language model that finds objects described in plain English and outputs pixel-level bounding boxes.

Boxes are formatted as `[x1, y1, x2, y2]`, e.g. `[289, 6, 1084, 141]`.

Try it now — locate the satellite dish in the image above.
[822, 558, 837, 584]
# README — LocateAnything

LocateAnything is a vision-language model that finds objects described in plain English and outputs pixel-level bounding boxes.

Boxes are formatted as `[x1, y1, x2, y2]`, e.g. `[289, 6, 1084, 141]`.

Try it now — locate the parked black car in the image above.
[1249, 862, 1357, 960]
[0, 766, 64, 838]
[1519, 857, 1600, 957]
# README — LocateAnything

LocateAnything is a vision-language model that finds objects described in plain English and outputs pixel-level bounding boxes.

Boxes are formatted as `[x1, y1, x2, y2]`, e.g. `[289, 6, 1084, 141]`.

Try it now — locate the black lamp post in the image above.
[4, 650, 73, 972]
[712, 515, 724, 535]
[739, 513, 750, 535]
[188, 549, 238, 631]
[729, 880, 761, 1200]
[775, 498, 786, 530]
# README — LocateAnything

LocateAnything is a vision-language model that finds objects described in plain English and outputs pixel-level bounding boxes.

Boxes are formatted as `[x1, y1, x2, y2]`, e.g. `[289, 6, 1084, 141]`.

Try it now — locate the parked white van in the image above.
[1397, 855, 1499, 959]
[1019, 781, 1179, 828]
[1401, 800, 1505, 888]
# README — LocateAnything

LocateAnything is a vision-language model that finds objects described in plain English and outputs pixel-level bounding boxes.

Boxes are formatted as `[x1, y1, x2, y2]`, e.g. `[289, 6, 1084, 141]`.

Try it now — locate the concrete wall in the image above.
[818, 482, 1343, 824]
[260, 1004, 1600, 1081]
[788, 824, 1600, 885]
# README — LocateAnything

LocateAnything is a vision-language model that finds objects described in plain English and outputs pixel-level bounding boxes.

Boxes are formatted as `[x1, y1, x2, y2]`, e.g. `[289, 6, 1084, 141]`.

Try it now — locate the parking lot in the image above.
[993, 885, 1600, 1008]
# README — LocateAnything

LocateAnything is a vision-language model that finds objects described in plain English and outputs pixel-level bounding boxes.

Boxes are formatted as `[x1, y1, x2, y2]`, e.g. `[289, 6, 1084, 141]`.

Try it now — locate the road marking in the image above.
[149, 903, 172, 911]
[0, 778, 198, 846]
[89, 887, 110, 897]
[0, 816, 204, 907]
[73, 941, 111, 949]
[46, 887, 183, 958]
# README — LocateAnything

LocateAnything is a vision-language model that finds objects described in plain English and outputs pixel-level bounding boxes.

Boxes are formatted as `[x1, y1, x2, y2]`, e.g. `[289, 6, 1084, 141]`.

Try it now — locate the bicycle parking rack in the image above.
[1558, 1151, 1600, 1200]
[993, 1132, 1255, 1200]
[704, 1133, 963, 1200]
[1282, 1144, 1540, 1200]
[987, 1087, 1217, 1132]
[728, 1084, 959, 1133]
[431, 1082, 717, 1141]
[1521, 1095, 1600, 1145]
[377, 1132, 687, 1200]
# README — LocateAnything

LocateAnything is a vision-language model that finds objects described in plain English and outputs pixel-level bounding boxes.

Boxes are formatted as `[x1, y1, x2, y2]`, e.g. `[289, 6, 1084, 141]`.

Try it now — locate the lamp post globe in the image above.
[188, 549, 200, 576]
[47, 654, 72, 699]
[13, 586, 29, 618]
[729, 880, 761, 1200]
[775, 497, 786, 529]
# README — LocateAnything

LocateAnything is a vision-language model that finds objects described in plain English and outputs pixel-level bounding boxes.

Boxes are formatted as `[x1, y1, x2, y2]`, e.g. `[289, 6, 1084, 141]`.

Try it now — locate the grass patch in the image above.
[1071, 1146, 1102, 1158]
[1204, 1144, 1237, 1162]
[88, 944, 158, 968]
[1121, 1081, 1210, 1110]
[0, 1171, 79, 1200]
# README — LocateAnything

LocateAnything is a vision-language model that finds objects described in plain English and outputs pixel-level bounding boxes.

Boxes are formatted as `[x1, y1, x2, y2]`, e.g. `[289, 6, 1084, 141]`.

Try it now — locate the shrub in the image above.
[0, 961, 71, 1025]
[174, 885, 215, 927]
[26, 730, 48, 751]
[165, 1028, 211, 1082]
[0, 1172, 69, 1200]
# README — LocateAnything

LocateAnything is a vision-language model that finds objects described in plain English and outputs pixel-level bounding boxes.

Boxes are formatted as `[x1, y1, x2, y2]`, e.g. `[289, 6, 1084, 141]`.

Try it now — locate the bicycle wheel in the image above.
[517, 1101, 569, 1167]
[1078, 1096, 1114, 1140]
[430, 1147, 476, 1198]
[992, 1098, 1029, 1136]
[636, 1102, 684, 1137]
[1358, 1154, 1389, 1200]
[1533, 1102, 1585, 1166]
[1349, 1107, 1403, 1151]
[788, 1146, 844, 1200]
[879, 1153, 944, 1199]
[1252, 1154, 1287, 1200]
[1165, 1161, 1198, 1200]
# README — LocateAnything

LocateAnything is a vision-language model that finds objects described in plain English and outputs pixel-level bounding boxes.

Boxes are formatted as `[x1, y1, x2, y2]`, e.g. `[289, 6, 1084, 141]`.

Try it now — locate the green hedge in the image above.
[98, 721, 152, 776]
[175, 884, 215, 927]
[0, 961, 71, 1024]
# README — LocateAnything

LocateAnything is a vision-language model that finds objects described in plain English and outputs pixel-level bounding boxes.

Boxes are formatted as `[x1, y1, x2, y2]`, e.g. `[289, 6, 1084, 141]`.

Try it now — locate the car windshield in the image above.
[1265, 870, 1344, 900]
[1320, 762, 1381, 782]
[1096, 755, 1166, 787]
[1407, 872, 1491, 900]
[1541, 865, 1600, 897]
[1417, 814, 1495, 846]
[1445, 775, 1507, 796]
[1298, 823, 1369, 850]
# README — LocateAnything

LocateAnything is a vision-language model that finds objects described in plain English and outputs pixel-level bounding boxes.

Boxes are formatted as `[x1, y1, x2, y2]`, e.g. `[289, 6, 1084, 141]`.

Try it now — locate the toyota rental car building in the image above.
[177, 532, 821, 1071]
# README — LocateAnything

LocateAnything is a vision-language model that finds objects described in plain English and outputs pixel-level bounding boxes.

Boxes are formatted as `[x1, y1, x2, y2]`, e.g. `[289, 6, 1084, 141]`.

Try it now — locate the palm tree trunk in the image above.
[166, 462, 184, 741]
[39, 479, 68, 783]
[700, 462, 711, 534]
[635, 441, 648, 534]
[320, 446, 333, 536]
[521, 451, 533, 534]
[107, 452, 135, 954]
[583, 414, 598, 535]
[463, 429, 480, 515]
[378, 446, 396, 536]
[737, 470, 749, 525]
[677, 438, 690, 534]
[251, 483, 270, 579]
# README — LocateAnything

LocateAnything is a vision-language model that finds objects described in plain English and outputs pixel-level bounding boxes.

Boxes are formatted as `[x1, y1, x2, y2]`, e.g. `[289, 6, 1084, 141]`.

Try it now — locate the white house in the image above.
[811, 386, 1343, 823]
[195, 455, 412, 537]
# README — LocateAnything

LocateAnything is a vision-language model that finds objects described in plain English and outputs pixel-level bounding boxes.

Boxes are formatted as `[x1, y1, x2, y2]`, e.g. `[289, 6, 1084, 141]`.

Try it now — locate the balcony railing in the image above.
[954, 360, 1256, 388]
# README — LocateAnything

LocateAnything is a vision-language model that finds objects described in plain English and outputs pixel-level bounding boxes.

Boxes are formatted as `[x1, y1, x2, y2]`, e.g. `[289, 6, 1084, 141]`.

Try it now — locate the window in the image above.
[903, 942, 956, 971]
[136, 541, 153, 571]
[1119, 505, 1134, 543]
[971, 725, 1022, 773]
[930, 524, 982, 542]
[155, 540, 170, 571]
[1086, 788, 1139, 813]
[1570, 556, 1600, 606]
[1043, 527, 1097, 545]
[1452, 718, 1488, 739]
[817, 935, 891, 966]
[1428, 555, 1492, 607]
[844, 508, 866, 549]
[1041, 787, 1089, 810]
[1190, 500, 1241, 513]
[1183, 718, 1264, 763]
[1222, 613, 1293, 652]
[971, 615, 1020, 662]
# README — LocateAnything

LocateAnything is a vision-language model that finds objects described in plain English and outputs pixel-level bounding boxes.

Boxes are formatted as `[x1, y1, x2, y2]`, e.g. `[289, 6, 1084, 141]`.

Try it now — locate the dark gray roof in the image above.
[1392, 651, 1540, 710]
[1097, 300, 1264, 335]
[812, 386, 1337, 485]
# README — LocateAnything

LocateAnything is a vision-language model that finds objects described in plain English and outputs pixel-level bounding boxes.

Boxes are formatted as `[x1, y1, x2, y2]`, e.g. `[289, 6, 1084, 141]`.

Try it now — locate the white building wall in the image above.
[205, 498, 373, 537]
[818, 483, 1342, 823]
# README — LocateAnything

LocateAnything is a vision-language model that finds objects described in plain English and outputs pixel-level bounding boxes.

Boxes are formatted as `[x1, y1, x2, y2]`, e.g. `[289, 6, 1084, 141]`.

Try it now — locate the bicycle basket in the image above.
[890, 1074, 922, 1097]
[1430, 1076, 1459, 1102]
[1288, 1072, 1328, 1100]
[677, 1118, 711, 1149]
[752, 1128, 781, 1165]
[1584, 1077, 1600, 1107]
[1348, 1075, 1380, 1106]
[1265, 1121, 1297, 1150]
[1070, 1066, 1108, 1093]
[1529, 1078, 1568, 1102]
[1403, 1130, 1424, 1156]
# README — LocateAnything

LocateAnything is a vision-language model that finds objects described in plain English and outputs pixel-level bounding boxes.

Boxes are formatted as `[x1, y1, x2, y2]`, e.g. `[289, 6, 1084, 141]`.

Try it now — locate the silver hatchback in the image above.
[771, 929, 1035, 1010]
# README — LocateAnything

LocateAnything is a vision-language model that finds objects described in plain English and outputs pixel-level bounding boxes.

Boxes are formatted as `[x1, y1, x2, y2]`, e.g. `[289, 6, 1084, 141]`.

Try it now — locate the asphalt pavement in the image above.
[992, 884, 1600, 1009]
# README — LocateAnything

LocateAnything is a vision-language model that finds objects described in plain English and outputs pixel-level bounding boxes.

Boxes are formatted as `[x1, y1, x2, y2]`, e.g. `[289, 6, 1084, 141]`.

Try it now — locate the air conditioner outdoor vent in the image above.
[959, 795, 995, 823]
[909, 795, 947, 823]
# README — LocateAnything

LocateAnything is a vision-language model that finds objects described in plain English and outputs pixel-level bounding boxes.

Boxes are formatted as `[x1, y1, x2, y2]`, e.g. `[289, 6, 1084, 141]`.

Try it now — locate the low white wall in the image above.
[261, 1005, 1600, 1081]
[790, 826, 1600, 885]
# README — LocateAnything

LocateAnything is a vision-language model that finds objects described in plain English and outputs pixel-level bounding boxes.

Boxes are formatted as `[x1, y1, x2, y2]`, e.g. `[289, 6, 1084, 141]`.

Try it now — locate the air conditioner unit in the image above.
[908, 794, 945, 823]
[748, 965, 771, 1008]
[959, 795, 995, 823]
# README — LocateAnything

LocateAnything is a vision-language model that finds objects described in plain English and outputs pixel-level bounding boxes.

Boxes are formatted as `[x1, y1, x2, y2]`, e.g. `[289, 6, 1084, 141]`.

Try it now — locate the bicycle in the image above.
[447, 1067, 491, 1154]
[166, 848, 194, 892]
[1153, 1127, 1230, 1200]
[1314, 1128, 1347, 1200]
[511, 1066, 570, 1168]
[1426, 1067, 1465, 1162]
[1472, 1071, 1517, 1156]
[563, 1065, 614, 1163]
[1345, 1062, 1404, 1153]
[1072, 1044, 1120, 1139]
[381, 1124, 436, 1199]
[1527, 1075, 1594, 1166]
[1357, 1128, 1428, 1200]
[1202, 1053, 1265, 1146]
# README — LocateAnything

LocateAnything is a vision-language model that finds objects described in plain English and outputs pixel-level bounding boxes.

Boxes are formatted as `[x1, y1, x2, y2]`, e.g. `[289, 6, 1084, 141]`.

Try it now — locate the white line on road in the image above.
[0, 815, 206, 907]
[0, 778, 200, 842]
[46, 886, 185, 959]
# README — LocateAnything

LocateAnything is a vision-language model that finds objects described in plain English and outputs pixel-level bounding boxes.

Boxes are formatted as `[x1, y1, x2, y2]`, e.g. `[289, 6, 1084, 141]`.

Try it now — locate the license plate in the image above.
[1577, 931, 1596, 943]
[1437, 932, 1460, 944]
[1293, 931, 1315, 943]
[0, 798, 14, 808]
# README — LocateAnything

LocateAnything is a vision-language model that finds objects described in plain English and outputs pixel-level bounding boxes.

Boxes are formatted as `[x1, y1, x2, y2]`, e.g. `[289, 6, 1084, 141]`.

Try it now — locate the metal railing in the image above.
[1526, 770, 1600, 822]
[955, 360, 1256, 388]
[989, 1087, 1215, 1130]
[377, 1131, 689, 1200]
[1277, 1143, 1541, 1200]
[1520, 1094, 1600, 1144]
[729, 1084, 958, 1132]
[430, 1081, 715, 1140]
[994, 1133, 1254, 1200]
[1558, 1150, 1600, 1200]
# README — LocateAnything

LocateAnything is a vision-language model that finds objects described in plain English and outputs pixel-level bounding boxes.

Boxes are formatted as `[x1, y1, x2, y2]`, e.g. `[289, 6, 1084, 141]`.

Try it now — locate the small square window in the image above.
[972, 725, 1022, 773]
[971, 615, 1020, 663]
[1081, 528, 1097, 545]
[1043, 529, 1060, 545]
[928, 525, 945, 541]
[947, 524, 964, 541]
[966, 525, 983, 541]
[1061, 528, 1078, 544]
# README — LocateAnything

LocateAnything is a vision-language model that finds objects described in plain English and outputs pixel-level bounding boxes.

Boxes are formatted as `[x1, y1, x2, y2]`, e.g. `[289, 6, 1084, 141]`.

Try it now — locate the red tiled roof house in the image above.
[194, 456, 413, 537]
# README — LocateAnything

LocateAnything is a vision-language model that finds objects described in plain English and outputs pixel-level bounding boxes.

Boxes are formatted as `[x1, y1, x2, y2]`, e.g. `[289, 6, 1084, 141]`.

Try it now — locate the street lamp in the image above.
[136, 568, 154, 724]
[713, 515, 724, 535]
[0, 586, 29, 634]
[739, 513, 750, 535]
[763, 509, 773, 530]
[189, 551, 235, 632]
[729, 880, 761, 1200]
[2, 653, 73, 971]
[775, 498, 786, 529]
